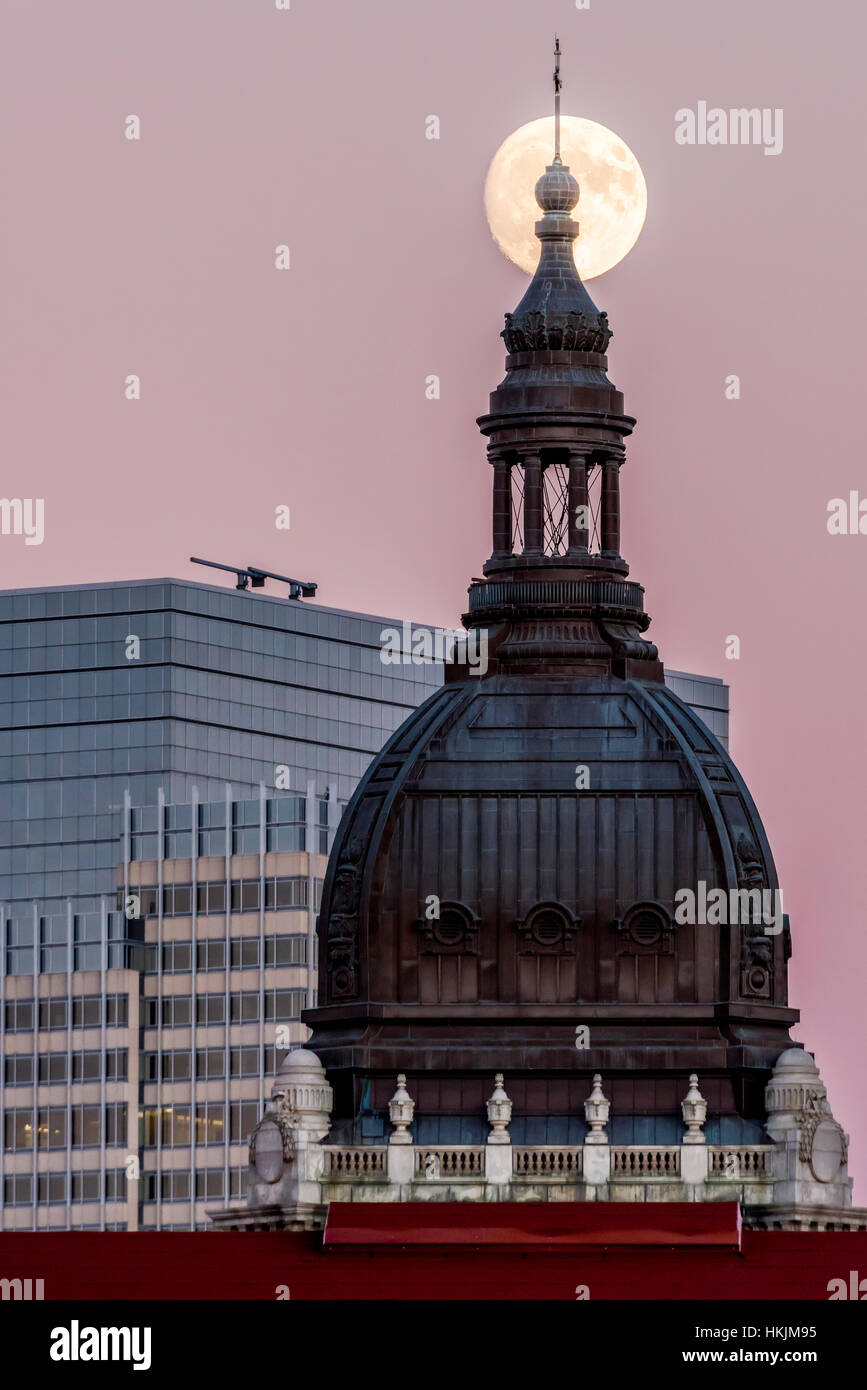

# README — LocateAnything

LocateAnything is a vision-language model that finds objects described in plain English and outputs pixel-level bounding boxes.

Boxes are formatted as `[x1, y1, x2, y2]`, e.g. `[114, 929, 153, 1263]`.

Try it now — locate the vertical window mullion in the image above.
[155, 787, 165, 1231]
[64, 899, 73, 1228]
[222, 785, 231, 1212]
[99, 896, 108, 1231]
[305, 780, 316, 1009]
[190, 787, 199, 1232]
[0, 907, 6, 1223]
[31, 902, 38, 1230]
[258, 783, 265, 1118]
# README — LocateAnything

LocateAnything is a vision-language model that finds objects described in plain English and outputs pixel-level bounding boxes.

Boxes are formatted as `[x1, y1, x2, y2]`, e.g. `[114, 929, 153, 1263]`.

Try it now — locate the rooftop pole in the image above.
[553, 34, 562, 161]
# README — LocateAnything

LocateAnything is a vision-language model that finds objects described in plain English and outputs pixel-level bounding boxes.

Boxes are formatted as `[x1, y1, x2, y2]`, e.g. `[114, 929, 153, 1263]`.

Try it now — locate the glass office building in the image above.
[0, 578, 728, 1229]
[0, 578, 442, 1229]
[663, 669, 729, 749]
[0, 577, 442, 924]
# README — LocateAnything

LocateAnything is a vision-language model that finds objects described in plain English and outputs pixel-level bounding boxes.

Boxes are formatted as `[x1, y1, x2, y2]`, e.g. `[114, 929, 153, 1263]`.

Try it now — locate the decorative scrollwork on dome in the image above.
[734, 827, 776, 998]
[741, 932, 772, 999]
[502, 308, 613, 354]
[735, 831, 764, 886]
[326, 835, 365, 999]
[597, 620, 658, 662]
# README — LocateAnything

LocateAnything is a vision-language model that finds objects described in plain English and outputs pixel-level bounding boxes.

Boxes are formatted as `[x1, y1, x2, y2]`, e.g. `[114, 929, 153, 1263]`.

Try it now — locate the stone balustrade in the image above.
[321, 1147, 387, 1179]
[708, 1146, 773, 1178]
[413, 1147, 486, 1179]
[512, 1146, 584, 1178]
[611, 1146, 681, 1178]
[213, 1051, 862, 1232]
[316, 1141, 775, 1187]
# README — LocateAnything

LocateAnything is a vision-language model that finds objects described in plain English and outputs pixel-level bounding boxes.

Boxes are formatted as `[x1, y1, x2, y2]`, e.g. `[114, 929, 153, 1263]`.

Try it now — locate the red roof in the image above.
[322, 1200, 742, 1249]
[2, 1204, 865, 1300]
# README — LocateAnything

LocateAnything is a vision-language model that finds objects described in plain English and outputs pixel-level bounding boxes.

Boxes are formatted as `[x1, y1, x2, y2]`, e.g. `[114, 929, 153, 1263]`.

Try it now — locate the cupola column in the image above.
[567, 450, 590, 554]
[522, 452, 544, 556]
[601, 453, 622, 558]
[491, 453, 512, 559]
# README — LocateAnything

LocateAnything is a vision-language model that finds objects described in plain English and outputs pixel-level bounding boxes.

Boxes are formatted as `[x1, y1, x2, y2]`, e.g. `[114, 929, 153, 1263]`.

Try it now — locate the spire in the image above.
[553, 33, 562, 161]
[502, 38, 611, 355]
[463, 39, 662, 682]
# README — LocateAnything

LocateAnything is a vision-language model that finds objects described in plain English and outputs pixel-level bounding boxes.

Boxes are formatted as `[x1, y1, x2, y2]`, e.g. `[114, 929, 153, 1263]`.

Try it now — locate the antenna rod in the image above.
[190, 556, 250, 589]
[189, 556, 317, 599]
[553, 34, 562, 161]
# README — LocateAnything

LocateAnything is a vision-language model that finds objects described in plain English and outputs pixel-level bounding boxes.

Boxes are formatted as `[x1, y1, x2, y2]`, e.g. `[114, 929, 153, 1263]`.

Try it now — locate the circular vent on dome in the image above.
[517, 904, 576, 954]
[532, 912, 565, 947]
[435, 914, 467, 947]
[629, 913, 662, 946]
[619, 904, 672, 951]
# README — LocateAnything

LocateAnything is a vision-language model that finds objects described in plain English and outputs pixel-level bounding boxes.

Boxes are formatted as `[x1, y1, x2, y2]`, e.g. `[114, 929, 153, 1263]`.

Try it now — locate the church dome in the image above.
[307, 669, 795, 1144]
[304, 78, 798, 1148]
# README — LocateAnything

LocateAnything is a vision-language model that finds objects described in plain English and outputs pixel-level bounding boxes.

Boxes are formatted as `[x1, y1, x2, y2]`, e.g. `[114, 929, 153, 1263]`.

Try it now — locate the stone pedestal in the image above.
[486, 1143, 513, 1185]
[583, 1145, 610, 1187]
[680, 1144, 708, 1188]
[387, 1143, 415, 1187]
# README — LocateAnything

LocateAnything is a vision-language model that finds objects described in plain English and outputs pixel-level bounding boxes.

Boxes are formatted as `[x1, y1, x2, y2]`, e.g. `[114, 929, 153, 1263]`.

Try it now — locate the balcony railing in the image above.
[708, 1146, 773, 1178]
[413, 1147, 486, 1179]
[611, 1146, 682, 1178]
[512, 1147, 584, 1179]
[317, 1142, 776, 1185]
[322, 1148, 387, 1179]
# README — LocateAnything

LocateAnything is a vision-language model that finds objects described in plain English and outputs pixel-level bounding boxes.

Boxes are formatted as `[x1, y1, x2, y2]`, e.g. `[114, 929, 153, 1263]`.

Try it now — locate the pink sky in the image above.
[4, 0, 867, 1193]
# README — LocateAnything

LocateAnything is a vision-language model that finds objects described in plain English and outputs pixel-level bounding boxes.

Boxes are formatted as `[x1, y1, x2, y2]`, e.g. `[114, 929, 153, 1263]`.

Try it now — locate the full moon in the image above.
[484, 116, 647, 280]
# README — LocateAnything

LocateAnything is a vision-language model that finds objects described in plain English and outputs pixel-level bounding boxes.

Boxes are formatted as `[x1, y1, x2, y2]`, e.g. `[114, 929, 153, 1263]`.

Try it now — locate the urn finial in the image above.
[681, 1073, 708, 1144]
[388, 1073, 415, 1144]
[584, 1073, 610, 1144]
[486, 1073, 513, 1144]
